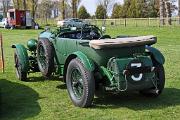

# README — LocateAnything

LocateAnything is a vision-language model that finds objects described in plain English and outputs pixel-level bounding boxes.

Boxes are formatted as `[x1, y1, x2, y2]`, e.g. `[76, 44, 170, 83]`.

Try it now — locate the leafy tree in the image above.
[78, 6, 90, 19]
[38, 0, 53, 24]
[121, 0, 131, 18]
[71, 0, 81, 18]
[111, 3, 122, 18]
[95, 4, 107, 19]
[0, 0, 11, 17]
[127, 0, 139, 18]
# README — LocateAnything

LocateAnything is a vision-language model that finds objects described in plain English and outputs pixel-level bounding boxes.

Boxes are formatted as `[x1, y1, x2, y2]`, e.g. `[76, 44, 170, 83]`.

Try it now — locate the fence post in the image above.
[148, 18, 150, 27]
[124, 18, 127, 27]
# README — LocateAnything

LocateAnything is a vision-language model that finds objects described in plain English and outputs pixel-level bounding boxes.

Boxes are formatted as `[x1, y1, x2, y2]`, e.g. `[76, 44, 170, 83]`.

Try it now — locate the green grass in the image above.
[1, 26, 180, 120]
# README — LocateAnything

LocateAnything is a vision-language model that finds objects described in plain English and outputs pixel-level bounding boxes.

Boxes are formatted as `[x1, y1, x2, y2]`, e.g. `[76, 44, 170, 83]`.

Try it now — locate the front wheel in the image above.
[140, 64, 165, 97]
[37, 39, 54, 78]
[14, 51, 27, 81]
[66, 58, 95, 107]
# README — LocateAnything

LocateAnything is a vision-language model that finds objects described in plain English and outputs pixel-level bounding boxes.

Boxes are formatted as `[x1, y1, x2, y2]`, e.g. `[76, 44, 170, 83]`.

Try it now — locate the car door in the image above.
[53, 36, 67, 64]
[53, 36, 78, 64]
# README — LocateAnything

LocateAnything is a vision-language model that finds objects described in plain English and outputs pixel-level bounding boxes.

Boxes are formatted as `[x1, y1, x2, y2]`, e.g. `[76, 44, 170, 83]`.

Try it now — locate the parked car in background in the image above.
[57, 18, 88, 28]
[0, 18, 9, 28]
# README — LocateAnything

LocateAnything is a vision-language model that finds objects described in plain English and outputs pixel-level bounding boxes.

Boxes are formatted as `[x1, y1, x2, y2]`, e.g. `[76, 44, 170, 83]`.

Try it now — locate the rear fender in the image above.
[12, 44, 29, 72]
[146, 46, 165, 65]
[63, 51, 95, 82]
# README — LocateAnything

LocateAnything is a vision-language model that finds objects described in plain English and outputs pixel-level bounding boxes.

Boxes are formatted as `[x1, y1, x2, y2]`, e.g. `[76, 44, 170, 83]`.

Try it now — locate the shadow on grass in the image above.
[26, 76, 61, 82]
[0, 79, 41, 120]
[93, 88, 180, 110]
[56, 84, 67, 90]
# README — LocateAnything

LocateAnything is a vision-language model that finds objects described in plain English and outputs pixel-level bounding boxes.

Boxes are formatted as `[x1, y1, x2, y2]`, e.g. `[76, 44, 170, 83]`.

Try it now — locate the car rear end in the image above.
[87, 36, 162, 92]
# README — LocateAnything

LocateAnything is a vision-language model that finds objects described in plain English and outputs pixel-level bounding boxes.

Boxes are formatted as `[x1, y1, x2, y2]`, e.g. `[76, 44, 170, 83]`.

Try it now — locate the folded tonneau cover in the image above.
[89, 35, 157, 49]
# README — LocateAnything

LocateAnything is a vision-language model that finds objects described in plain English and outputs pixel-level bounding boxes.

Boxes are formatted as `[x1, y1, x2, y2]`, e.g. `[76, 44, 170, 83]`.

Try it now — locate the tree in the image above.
[28, 0, 39, 20]
[148, 0, 160, 17]
[78, 6, 90, 19]
[179, 0, 180, 24]
[159, 0, 176, 25]
[98, 0, 114, 18]
[71, 0, 81, 18]
[0, 0, 11, 17]
[121, 0, 131, 18]
[127, 0, 139, 18]
[12, 0, 20, 9]
[23, 0, 26, 10]
[38, 0, 53, 24]
[62, 0, 65, 19]
[111, 3, 122, 18]
[95, 4, 107, 19]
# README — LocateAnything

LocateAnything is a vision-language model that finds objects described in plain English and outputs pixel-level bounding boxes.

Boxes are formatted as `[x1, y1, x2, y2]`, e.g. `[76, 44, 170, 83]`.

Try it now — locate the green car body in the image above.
[12, 25, 165, 107]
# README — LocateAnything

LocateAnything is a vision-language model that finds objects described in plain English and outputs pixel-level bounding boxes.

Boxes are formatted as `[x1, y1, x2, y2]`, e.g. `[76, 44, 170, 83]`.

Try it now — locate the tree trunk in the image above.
[23, 0, 26, 10]
[17, 0, 19, 9]
[165, 2, 171, 25]
[178, 0, 180, 24]
[160, 0, 165, 25]
[62, 0, 65, 19]
[72, 0, 76, 18]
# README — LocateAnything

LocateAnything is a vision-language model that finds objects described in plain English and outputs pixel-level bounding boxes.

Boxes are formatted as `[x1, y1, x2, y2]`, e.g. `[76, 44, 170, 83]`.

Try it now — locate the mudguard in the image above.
[12, 44, 29, 72]
[69, 51, 95, 71]
[146, 46, 165, 65]
[73, 51, 95, 71]
[63, 51, 95, 82]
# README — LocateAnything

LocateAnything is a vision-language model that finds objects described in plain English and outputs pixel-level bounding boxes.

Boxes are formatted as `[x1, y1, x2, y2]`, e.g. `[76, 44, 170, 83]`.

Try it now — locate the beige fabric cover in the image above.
[89, 35, 157, 49]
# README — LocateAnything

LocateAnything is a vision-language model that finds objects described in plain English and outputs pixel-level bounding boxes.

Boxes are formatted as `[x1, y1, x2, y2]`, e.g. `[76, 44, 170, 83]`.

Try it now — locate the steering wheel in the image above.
[80, 25, 102, 40]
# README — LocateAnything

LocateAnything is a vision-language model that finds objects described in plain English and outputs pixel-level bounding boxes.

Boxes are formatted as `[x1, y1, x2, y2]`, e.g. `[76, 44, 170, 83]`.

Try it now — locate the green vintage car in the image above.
[12, 25, 165, 107]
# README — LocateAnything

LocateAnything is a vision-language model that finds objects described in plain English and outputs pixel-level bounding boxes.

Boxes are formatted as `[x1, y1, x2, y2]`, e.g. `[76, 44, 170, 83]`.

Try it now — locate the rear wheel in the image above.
[66, 58, 95, 107]
[14, 51, 27, 81]
[140, 64, 165, 97]
[37, 39, 54, 78]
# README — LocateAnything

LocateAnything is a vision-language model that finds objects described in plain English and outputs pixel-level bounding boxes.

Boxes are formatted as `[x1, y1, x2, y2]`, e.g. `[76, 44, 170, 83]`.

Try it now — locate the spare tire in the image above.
[37, 39, 54, 78]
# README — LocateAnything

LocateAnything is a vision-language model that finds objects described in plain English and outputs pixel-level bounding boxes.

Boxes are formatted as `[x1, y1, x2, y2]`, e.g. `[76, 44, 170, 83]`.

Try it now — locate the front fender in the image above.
[12, 44, 29, 72]
[146, 46, 165, 65]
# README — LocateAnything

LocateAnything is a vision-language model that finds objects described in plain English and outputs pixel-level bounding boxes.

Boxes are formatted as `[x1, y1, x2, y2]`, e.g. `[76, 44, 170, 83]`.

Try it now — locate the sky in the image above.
[79, 0, 123, 15]
[80, 0, 179, 16]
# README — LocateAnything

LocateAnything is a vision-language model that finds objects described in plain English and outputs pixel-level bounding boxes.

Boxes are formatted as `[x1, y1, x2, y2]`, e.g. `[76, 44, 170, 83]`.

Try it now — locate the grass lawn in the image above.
[0, 26, 180, 120]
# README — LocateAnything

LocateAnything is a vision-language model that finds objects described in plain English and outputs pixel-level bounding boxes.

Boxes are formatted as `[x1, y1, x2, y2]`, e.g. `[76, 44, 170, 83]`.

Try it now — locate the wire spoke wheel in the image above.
[66, 58, 95, 108]
[37, 39, 54, 78]
[71, 68, 84, 100]
[38, 45, 47, 70]
[14, 51, 27, 81]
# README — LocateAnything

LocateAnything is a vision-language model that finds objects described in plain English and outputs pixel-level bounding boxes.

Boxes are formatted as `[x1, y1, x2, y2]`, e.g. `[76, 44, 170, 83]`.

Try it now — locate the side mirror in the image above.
[71, 27, 77, 31]
[102, 26, 106, 33]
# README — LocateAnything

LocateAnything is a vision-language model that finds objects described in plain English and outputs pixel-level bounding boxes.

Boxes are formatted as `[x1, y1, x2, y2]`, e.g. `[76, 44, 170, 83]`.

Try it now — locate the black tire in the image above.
[37, 39, 54, 78]
[14, 50, 27, 81]
[140, 64, 165, 97]
[66, 58, 95, 107]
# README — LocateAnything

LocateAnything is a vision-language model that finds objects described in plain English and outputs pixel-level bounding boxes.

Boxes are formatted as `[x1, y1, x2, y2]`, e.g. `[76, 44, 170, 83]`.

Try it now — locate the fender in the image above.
[63, 51, 95, 82]
[12, 44, 29, 72]
[67, 51, 95, 71]
[146, 46, 165, 65]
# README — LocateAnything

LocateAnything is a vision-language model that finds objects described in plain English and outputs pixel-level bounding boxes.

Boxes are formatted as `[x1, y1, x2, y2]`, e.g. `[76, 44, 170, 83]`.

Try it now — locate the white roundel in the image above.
[131, 63, 143, 81]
